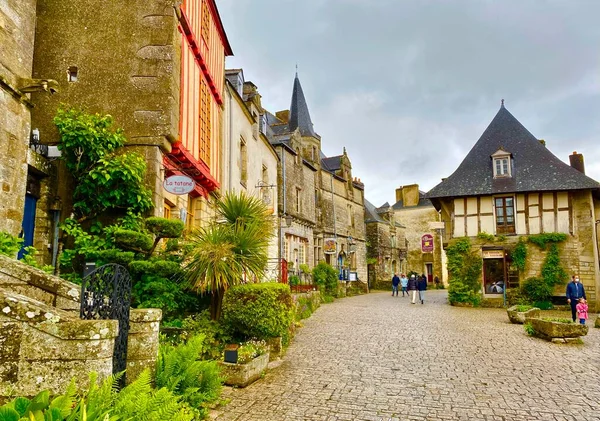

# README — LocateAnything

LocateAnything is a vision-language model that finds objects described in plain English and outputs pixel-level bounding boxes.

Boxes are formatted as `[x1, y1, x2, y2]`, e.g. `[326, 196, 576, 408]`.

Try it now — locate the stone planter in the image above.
[595, 317, 600, 328]
[529, 318, 588, 343]
[507, 306, 540, 324]
[219, 352, 269, 387]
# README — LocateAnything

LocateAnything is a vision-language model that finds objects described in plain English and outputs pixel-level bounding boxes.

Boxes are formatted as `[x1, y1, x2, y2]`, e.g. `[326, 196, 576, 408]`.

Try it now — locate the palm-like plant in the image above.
[185, 191, 274, 320]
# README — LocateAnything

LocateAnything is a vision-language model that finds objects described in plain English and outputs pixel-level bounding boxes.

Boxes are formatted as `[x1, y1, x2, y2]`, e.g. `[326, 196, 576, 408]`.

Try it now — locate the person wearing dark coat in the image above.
[417, 275, 427, 304]
[566, 275, 586, 322]
[407, 274, 418, 304]
[391, 273, 400, 297]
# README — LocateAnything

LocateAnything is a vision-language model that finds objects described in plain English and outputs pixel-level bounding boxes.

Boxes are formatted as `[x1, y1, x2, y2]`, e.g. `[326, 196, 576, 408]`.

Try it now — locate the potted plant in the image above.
[506, 304, 540, 324]
[219, 339, 270, 387]
[527, 317, 588, 343]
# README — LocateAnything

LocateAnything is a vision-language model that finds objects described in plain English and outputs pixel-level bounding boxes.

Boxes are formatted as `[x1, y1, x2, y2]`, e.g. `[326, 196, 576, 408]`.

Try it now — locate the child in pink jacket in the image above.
[576, 298, 588, 325]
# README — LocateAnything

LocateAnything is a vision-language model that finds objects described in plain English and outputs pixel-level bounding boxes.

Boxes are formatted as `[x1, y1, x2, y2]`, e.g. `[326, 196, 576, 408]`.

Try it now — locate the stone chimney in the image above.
[402, 184, 420, 207]
[395, 187, 403, 203]
[276, 110, 290, 124]
[569, 151, 585, 174]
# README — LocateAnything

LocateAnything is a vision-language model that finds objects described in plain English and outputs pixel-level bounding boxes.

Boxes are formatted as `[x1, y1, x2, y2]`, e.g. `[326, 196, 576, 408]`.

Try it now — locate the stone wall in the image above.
[0, 288, 117, 402]
[31, 0, 181, 214]
[0, 0, 38, 236]
[0, 256, 163, 395]
[394, 205, 445, 283]
[366, 221, 405, 286]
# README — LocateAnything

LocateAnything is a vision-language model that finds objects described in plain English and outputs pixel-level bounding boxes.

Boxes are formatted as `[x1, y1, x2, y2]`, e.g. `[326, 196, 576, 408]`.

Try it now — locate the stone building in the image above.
[265, 74, 368, 282]
[427, 103, 600, 308]
[222, 69, 280, 267]
[28, 0, 232, 261]
[392, 185, 446, 284]
[364, 200, 406, 288]
[0, 0, 58, 262]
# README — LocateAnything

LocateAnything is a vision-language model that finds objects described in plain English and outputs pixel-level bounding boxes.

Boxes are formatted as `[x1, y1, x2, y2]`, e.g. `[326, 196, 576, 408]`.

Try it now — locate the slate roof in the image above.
[427, 105, 600, 199]
[365, 199, 406, 227]
[392, 191, 433, 209]
[322, 155, 342, 172]
[364, 199, 387, 224]
[288, 74, 317, 138]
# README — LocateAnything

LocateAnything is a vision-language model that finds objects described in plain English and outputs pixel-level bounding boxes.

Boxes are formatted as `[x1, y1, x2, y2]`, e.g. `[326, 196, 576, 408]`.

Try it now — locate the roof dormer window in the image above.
[491, 149, 512, 178]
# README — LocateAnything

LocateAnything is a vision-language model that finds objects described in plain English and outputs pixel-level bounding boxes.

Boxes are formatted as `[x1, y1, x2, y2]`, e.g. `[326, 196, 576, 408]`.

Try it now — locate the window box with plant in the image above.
[506, 304, 540, 324]
[218, 339, 270, 387]
[525, 317, 588, 343]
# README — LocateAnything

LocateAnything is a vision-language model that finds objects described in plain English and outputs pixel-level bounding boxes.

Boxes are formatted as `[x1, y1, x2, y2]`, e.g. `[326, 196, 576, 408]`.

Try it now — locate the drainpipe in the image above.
[330, 173, 337, 270]
[280, 146, 287, 280]
[227, 89, 233, 191]
[51, 210, 60, 268]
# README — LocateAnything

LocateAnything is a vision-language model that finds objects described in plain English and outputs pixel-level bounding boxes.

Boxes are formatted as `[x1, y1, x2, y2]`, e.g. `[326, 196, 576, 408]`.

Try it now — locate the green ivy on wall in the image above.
[446, 237, 482, 306]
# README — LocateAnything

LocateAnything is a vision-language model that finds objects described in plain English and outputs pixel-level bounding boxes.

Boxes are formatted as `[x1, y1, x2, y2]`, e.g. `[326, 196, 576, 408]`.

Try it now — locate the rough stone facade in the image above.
[0, 255, 162, 397]
[31, 0, 181, 215]
[393, 185, 446, 284]
[364, 202, 406, 288]
[0, 0, 37, 237]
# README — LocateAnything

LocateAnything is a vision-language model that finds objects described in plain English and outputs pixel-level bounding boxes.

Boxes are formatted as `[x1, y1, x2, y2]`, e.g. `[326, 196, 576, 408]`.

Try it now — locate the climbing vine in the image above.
[446, 237, 482, 306]
[511, 238, 527, 272]
[527, 233, 567, 250]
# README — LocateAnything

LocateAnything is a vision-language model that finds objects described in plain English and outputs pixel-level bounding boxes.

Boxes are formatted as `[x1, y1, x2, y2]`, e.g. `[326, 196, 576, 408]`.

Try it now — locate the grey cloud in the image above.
[219, 0, 600, 206]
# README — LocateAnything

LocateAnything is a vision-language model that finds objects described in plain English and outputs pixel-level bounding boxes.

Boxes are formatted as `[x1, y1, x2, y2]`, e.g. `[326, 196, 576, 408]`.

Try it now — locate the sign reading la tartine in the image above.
[164, 175, 195, 195]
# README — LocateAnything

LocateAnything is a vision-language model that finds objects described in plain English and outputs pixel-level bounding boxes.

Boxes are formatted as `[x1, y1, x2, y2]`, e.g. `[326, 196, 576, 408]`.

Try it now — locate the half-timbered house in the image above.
[427, 103, 600, 308]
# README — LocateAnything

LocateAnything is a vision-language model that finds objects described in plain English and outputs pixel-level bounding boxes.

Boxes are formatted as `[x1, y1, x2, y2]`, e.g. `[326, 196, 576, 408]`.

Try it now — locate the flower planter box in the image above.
[507, 306, 540, 324]
[218, 352, 269, 387]
[595, 317, 600, 329]
[529, 318, 588, 343]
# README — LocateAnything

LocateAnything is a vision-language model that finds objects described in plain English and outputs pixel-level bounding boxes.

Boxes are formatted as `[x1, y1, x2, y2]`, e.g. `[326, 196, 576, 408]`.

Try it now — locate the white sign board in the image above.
[428, 222, 445, 230]
[163, 175, 195, 195]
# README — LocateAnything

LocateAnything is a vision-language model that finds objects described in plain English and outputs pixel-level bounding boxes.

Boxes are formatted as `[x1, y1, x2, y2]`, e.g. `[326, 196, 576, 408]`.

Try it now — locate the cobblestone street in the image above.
[213, 290, 600, 421]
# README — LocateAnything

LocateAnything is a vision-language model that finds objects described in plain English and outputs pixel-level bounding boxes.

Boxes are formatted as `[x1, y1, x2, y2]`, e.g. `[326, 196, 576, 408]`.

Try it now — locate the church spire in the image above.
[288, 73, 316, 137]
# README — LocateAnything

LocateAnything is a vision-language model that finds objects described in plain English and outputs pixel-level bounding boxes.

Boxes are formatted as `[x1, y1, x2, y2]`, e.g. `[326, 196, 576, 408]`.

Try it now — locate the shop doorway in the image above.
[483, 258, 505, 295]
[425, 263, 433, 283]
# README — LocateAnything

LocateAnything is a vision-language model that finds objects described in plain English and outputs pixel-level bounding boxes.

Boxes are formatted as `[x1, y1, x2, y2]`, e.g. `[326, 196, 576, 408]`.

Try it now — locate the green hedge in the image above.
[222, 283, 294, 341]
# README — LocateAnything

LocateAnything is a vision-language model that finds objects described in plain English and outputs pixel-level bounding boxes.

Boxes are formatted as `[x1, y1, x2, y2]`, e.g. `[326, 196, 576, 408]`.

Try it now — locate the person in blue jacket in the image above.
[391, 273, 400, 297]
[566, 275, 586, 322]
[417, 274, 427, 304]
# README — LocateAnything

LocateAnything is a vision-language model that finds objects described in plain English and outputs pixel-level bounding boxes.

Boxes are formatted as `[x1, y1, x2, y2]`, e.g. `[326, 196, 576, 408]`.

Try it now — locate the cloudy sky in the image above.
[218, 0, 600, 207]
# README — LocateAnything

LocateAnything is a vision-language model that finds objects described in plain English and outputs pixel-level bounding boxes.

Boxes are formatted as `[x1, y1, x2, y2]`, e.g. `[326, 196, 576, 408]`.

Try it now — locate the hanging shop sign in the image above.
[163, 175, 195, 195]
[324, 238, 337, 254]
[421, 234, 434, 253]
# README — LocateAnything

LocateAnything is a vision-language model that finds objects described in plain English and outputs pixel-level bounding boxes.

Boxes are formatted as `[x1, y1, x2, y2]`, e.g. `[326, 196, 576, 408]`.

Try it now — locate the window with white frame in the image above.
[491, 149, 511, 178]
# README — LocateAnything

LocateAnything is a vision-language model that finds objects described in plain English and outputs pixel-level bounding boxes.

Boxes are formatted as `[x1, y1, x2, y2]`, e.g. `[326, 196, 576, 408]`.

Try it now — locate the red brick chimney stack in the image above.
[569, 151, 585, 174]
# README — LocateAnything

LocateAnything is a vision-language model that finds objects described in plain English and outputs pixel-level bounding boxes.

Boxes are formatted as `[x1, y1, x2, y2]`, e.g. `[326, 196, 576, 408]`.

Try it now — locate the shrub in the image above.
[522, 277, 553, 303]
[113, 229, 154, 251]
[236, 339, 268, 364]
[178, 311, 232, 359]
[146, 217, 185, 238]
[448, 281, 481, 307]
[312, 262, 338, 297]
[541, 243, 568, 287]
[93, 248, 136, 266]
[299, 264, 310, 274]
[156, 334, 223, 415]
[288, 275, 300, 287]
[524, 323, 536, 336]
[533, 301, 553, 310]
[0, 231, 23, 257]
[222, 283, 294, 342]
[295, 296, 315, 321]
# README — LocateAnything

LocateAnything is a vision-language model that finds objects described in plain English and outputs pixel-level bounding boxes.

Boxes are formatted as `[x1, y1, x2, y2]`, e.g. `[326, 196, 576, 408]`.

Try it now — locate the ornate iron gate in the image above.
[80, 264, 132, 383]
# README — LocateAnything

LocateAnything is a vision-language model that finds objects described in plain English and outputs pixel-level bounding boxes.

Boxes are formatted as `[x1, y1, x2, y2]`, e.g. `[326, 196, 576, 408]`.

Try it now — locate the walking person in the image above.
[391, 273, 400, 297]
[400, 274, 409, 297]
[576, 298, 588, 325]
[407, 274, 418, 304]
[418, 274, 427, 304]
[566, 275, 586, 322]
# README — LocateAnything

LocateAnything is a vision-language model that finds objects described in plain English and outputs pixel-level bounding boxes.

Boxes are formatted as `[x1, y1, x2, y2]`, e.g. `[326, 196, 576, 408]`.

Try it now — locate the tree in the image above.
[184, 191, 274, 320]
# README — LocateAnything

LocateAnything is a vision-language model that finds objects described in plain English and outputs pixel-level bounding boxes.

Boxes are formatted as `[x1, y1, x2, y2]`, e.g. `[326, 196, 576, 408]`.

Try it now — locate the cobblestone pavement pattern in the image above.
[213, 290, 600, 421]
